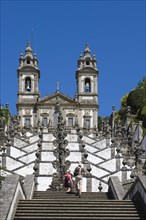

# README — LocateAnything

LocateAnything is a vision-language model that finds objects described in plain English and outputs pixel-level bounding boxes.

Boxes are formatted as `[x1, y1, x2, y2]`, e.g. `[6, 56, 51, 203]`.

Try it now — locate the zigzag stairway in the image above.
[14, 190, 145, 220]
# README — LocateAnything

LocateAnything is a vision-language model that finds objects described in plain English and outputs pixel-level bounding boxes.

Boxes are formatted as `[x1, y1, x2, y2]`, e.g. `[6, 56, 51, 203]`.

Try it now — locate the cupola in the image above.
[77, 43, 97, 70]
[24, 41, 33, 65]
[25, 41, 33, 57]
[18, 41, 39, 68]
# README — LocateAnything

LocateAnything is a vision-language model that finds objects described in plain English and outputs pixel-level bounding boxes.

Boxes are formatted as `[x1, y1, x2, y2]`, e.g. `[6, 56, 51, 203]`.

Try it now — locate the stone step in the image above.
[14, 217, 142, 220]
[33, 191, 108, 197]
[33, 191, 106, 194]
[14, 191, 141, 220]
[16, 199, 136, 205]
[14, 213, 140, 217]
[33, 196, 109, 198]
[18, 199, 134, 204]
[15, 201, 139, 219]
[33, 191, 110, 200]
[17, 205, 135, 210]
[15, 210, 138, 214]
[33, 191, 107, 194]
[33, 196, 109, 199]
[14, 210, 141, 219]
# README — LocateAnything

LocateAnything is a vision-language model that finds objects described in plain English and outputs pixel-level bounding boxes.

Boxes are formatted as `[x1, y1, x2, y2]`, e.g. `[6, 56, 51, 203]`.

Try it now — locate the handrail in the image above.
[0, 174, 25, 220]
[108, 176, 125, 200]
[123, 175, 146, 204]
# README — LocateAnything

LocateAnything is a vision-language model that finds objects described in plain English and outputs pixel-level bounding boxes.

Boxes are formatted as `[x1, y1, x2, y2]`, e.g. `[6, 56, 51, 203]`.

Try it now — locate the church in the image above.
[0, 41, 146, 220]
[17, 41, 99, 130]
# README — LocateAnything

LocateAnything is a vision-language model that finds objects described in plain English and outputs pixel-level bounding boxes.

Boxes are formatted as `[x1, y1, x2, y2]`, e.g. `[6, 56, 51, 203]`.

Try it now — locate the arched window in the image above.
[84, 78, 91, 93]
[25, 77, 31, 92]
[27, 59, 30, 64]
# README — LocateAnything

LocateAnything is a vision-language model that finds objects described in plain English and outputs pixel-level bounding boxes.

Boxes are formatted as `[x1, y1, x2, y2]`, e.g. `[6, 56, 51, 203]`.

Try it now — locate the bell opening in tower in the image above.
[25, 77, 31, 92]
[84, 78, 91, 93]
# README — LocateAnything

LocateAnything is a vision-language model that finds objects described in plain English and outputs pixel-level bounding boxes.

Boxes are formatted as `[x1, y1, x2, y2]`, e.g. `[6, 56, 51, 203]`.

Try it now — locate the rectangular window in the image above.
[42, 117, 48, 127]
[85, 119, 90, 129]
[54, 112, 59, 128]
[68, 118, 73, 126]
[25, 118, 31, 128]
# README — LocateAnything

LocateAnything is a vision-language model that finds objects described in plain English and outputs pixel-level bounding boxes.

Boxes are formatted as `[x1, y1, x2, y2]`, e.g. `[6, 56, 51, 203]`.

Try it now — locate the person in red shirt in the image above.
[63, 170, 73, 192]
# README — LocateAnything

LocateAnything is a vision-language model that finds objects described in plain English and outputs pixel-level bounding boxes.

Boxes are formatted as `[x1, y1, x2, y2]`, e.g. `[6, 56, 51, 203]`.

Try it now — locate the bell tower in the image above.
[17, 41, 40, 128]
[76, 43, 99, 129]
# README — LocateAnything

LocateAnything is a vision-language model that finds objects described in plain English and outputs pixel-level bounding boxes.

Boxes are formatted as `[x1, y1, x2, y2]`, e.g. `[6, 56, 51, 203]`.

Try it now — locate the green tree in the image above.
[121, 93, 128, 108]
[0, 108, 10, 125]
[127, 88, 146, 114]
[118, 77, 146, 129]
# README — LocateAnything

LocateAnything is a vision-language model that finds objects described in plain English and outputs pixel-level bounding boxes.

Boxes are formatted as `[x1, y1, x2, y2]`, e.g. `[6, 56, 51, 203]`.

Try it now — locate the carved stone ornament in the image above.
[48, 172, 64, 191]
[48, 101, 70, 191]
[85, 111, 90, 116]
[25, 109, 31, 115]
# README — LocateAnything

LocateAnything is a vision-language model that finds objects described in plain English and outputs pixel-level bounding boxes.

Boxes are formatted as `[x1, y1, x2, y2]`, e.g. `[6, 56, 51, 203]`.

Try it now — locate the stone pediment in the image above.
[38, 92, 78, 105]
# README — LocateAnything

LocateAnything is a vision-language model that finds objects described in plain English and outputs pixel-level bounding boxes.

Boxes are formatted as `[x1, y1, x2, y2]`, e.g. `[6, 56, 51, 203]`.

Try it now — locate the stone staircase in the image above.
[14, 191, 143, 220]
[3, 128, 132, 191]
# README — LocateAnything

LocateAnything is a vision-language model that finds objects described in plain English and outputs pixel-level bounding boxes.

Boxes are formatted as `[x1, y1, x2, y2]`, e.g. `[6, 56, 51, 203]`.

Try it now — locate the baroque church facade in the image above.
[17, 42, 99, 130]
[1, 41, 146, 220]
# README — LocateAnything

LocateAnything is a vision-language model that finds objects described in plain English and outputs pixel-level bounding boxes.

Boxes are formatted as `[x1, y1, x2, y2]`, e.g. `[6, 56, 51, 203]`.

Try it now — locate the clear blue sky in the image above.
[0, 0, 146, 117]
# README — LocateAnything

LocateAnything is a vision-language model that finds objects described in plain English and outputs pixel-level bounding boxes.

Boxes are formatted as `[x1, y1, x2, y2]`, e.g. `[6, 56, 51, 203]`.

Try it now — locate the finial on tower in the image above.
[80, 52, 83, 58]
[24, 40, 33, 60]
[19, 50, 24, 67]
[25, 40, 32, 53]
[85, 42, 90, 51]
[86, 42, 89, 47]
[84, 42, 91, 57]
[93, 53, 96, 60]
[27, 40, 31, 47]
[20, 50, 23, 57]
[34, 51, 37, 59]
[33, 51, 38, 67]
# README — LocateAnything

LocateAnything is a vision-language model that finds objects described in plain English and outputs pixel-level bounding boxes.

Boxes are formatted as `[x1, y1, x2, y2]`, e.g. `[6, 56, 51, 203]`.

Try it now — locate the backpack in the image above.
[64, 175, 69, 183]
